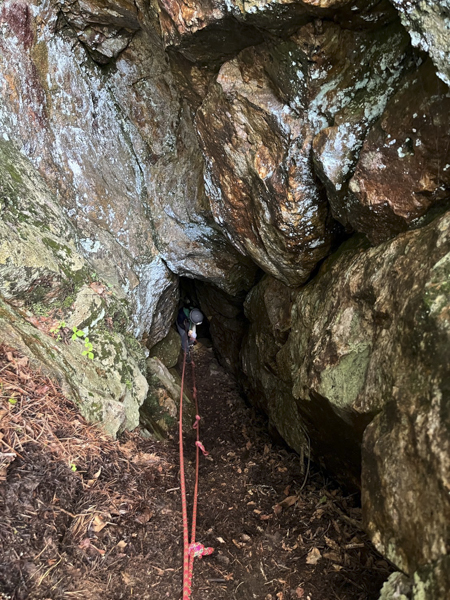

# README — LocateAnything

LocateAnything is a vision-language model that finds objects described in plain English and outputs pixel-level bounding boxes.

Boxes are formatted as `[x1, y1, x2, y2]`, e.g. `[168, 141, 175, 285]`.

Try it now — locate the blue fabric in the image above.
[177, 322, 189, 353]
[177, 307, 188, 329]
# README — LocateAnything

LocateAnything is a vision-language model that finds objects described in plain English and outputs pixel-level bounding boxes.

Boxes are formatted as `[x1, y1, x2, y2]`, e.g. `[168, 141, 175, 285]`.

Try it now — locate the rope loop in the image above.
[195, 440, 209, 456]
[189, 542, 214, 559]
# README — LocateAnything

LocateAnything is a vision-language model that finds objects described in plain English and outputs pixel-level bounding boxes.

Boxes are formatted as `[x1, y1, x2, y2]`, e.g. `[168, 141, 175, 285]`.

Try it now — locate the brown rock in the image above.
[196, 46, 334, 287]
[58, 0, 140, 63]
[156, 0, 396, 65]
[345, 59, 450, 244]
[308, 19, 415, 234]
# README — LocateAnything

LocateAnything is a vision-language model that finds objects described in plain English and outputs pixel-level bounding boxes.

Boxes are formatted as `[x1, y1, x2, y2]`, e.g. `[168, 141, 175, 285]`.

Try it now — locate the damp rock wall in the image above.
[0, 0, 449, 596]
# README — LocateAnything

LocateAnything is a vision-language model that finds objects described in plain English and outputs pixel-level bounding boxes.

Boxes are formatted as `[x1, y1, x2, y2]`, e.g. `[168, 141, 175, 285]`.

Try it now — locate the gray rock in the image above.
[390, 0, 450, 87]
[0, 140, 148, 437]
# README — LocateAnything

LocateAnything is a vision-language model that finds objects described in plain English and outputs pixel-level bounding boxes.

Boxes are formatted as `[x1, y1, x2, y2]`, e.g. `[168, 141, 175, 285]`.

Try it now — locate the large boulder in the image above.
[196, 15, 416, 286]
[196, 46, 335, 287]
[242, 209, 450, 580]
[0, 139, 148, 437]
[286, 210, 450, 575]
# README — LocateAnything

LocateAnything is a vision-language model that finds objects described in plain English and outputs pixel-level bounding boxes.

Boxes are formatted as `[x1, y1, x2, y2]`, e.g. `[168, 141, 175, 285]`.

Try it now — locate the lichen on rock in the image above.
[0, 138, 148, 437]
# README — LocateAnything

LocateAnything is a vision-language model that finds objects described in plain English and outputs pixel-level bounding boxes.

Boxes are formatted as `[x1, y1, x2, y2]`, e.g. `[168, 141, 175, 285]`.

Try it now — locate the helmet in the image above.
[190, 308, 204, 325]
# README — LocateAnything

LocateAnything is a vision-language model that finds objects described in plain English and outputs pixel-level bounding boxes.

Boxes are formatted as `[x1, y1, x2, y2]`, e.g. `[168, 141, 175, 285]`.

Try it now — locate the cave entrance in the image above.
[176, 276, 249, 374]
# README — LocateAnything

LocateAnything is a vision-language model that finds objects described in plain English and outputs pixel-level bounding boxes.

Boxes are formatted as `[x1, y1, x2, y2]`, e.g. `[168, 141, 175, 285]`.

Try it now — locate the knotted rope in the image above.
[179, 351, 213, 599]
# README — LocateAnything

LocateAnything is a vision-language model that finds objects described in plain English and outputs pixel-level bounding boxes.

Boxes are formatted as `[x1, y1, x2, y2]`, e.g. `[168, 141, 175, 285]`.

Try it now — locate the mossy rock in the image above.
[140, 358, 194, 440]
[149, 327, 181, 369]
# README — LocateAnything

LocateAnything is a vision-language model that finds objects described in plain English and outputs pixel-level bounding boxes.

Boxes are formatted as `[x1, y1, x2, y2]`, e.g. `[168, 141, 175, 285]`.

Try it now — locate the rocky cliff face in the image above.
[1, 0, 449, 597]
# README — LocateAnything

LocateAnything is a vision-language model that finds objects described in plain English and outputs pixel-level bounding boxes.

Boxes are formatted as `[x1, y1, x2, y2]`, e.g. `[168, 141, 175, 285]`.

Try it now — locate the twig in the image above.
[0, 437, 23, 459]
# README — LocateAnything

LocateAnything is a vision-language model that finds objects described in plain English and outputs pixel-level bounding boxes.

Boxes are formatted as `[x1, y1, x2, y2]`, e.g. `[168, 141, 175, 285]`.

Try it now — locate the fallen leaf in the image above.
[306, 547, 322, 565]
[295, 588, 305, 598]
[90, 514, 108, 533]
[135, 508, 153, 524]
[273, 495, 299, 515]
[89, 282, 110, 296]
[121, 572, 133, 585]
[117, 540, 127, 550]
[323, 551, 341, 563]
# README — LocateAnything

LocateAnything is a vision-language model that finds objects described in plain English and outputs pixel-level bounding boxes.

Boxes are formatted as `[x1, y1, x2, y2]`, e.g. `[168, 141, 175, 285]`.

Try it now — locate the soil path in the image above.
[0, 343, 392, 600]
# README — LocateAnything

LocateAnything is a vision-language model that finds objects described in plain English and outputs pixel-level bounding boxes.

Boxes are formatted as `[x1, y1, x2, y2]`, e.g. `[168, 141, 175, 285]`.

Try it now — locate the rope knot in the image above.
[195, 441, 209, 456]
[192, 415, 201, 429]
[189, 542, 214, 559]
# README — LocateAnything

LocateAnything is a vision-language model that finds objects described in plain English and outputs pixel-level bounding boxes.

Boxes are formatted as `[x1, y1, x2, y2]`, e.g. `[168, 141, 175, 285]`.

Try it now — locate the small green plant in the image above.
[82, 337, 94, 360]
[50, 320, 66, 340]
[71, 327, 95, 360]
[71, 463, 77, 472]
[71, 326, 84, 341]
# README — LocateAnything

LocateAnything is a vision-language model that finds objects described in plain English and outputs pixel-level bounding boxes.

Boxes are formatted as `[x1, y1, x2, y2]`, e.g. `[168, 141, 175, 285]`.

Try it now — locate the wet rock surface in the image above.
[391, 0, 450, 87]
[0, 0, 449, 595]
[345, 58, 450, 243]
[197, 46, 335, 286]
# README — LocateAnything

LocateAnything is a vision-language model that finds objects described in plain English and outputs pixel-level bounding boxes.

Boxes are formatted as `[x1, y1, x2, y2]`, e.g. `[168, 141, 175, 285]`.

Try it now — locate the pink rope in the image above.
[179, 354, 214, 599]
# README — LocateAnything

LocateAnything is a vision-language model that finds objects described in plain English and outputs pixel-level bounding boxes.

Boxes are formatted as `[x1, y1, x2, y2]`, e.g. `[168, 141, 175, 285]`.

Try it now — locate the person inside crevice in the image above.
[176, 305, 204, 361]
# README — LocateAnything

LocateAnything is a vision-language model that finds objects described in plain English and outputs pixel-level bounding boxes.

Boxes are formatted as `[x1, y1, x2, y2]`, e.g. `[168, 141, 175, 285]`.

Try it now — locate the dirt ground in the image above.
[0, 342, 393, 600]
